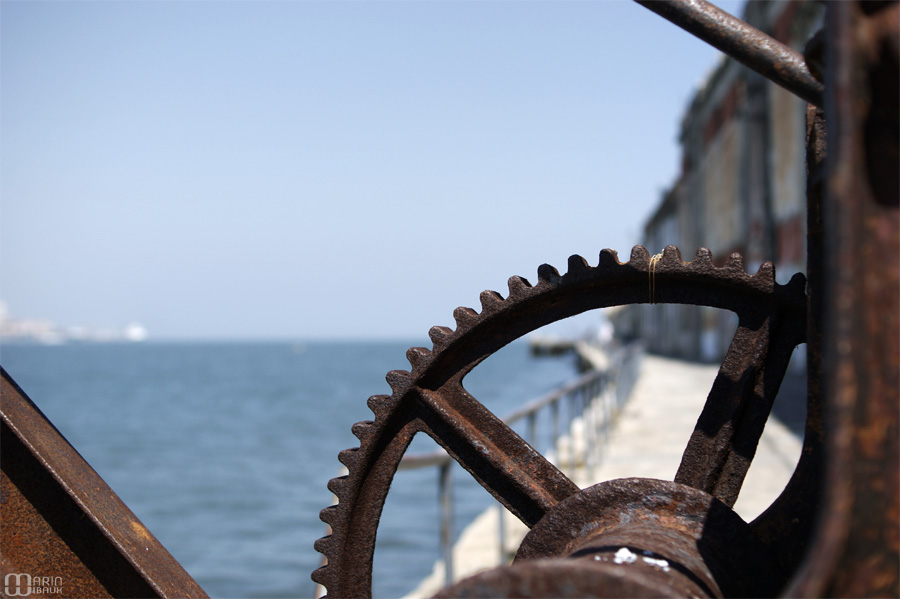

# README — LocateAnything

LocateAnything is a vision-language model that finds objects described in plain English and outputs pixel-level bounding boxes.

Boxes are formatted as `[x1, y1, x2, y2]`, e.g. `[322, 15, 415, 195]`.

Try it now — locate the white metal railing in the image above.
[397, 341, 643, 586]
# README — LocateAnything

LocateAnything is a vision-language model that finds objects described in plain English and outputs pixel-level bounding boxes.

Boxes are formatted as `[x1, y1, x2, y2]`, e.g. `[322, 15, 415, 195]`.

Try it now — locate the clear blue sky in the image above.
[1, 0, 744, 341]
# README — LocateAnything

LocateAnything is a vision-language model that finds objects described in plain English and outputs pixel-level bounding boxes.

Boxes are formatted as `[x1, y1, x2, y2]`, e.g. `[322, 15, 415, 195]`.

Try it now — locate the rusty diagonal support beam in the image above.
[634, 0, 824, 107]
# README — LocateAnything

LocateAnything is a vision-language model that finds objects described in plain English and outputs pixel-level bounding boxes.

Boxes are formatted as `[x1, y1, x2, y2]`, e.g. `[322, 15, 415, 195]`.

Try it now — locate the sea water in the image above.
[1, 340, 577, 598]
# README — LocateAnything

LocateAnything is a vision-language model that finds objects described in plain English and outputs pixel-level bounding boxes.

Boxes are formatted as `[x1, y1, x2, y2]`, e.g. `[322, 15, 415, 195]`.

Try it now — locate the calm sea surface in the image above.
[1, 340, 577, 599]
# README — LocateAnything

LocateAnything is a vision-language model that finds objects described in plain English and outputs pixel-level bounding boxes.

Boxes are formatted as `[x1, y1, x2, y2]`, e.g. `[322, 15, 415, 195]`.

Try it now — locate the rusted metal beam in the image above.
[0, 368, 209, 599]
[785, 1, 900, 595]
[634, 0, 824, 107]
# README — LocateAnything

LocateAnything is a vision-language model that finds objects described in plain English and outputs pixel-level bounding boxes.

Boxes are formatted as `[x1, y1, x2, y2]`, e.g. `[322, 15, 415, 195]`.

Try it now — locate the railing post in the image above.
[551, 400, 560, 468]
[438, 461, 454, 587]
[497, 505, 507, 565]
[590, 376, 601, 475]
[603, 373, 613, 451]
[584, 383, 595, 476]
[567, 392, 577, 473]
[527, 412, 537, 449]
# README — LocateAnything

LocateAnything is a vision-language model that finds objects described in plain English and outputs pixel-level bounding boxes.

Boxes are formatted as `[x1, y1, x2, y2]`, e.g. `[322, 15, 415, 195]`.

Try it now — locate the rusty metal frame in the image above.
[784, 1, 899, 594]
[0, 369, 209, 598]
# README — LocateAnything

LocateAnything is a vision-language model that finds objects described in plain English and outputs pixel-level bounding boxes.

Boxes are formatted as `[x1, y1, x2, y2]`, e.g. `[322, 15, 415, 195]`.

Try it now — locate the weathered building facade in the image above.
[628, 0, 823, 363]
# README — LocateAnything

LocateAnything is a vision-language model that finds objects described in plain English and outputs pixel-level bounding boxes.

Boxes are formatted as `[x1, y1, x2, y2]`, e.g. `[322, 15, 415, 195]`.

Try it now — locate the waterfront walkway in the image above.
[404, 353, 804, 598]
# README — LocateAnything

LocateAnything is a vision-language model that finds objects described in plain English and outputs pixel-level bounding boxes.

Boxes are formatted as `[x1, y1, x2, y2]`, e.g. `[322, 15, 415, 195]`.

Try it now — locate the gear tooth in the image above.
[786, 271, 807, 293]
[507, 275, 532, 298]
[352, 419, 376, 440]
[755, 260, 775, 280]
[338, 447, 359, 468]
[319, 504, 341, 526]
[366, 394, 393, 414]
[693, 247, 713, 266]
[479, 290, 504, 313]
[313, 535, 334, 557]
[369, 393, 401, 418]
[725, 252, 745, 272]
[311, 562, 328, 577]
[406, 346, 431, 372]
[385, 369, 413, 393]
[661, 245, 683, 264]
[597, 248, 621, 268]
[453, 306, 479, 329]
[630, 245, 650, 265]
[567, 254, 590, 275]
[537, 263, 560, 285]
[327, 475, 348, 495]
[311, 565, 330, 590]
[596, 249, 621, 271]
[428, 325, 454, 350]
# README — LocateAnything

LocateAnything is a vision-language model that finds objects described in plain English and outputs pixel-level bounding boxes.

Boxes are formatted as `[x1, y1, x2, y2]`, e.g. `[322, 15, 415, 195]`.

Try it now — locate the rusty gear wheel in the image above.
[312, 245, 807, 598]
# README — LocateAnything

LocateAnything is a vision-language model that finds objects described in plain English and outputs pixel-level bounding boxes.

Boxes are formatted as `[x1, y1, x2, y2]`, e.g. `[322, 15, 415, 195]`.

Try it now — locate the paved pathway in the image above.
[404, 353, 804, 598]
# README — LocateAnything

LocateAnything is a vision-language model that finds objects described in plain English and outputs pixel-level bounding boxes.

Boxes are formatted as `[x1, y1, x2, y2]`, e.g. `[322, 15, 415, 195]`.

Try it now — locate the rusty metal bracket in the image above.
[0, 368, 209, 599]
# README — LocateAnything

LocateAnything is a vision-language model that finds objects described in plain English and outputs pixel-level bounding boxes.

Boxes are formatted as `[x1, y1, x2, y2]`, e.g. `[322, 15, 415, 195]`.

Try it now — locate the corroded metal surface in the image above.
[513, 478, 784, 598]
[784, 1, 900, 595]
[0, 369, 209, 599]
[313, 248, 807, 598]
[633, 0, 824, 106]
[433, 560, 689, 599]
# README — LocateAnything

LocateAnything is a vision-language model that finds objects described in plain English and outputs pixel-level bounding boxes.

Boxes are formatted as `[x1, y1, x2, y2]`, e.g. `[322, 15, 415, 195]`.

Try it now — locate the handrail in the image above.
[397, 341, 643, 587]
[397, 450, 451, 470]
[503, 369, 604, 425]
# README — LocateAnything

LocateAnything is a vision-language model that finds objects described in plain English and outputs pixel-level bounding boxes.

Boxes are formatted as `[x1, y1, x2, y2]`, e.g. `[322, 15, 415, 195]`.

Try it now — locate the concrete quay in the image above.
[404, 353, 804, 598]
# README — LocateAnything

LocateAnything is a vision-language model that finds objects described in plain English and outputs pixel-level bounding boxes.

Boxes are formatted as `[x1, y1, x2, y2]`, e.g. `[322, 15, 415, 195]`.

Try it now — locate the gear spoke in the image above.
[675, 300, 804, 505]
[414, 382, 579, 528]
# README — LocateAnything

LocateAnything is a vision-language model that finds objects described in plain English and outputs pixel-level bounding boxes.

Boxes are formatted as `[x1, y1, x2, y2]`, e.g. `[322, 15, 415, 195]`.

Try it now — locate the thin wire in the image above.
[649, 253, 663, 304]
